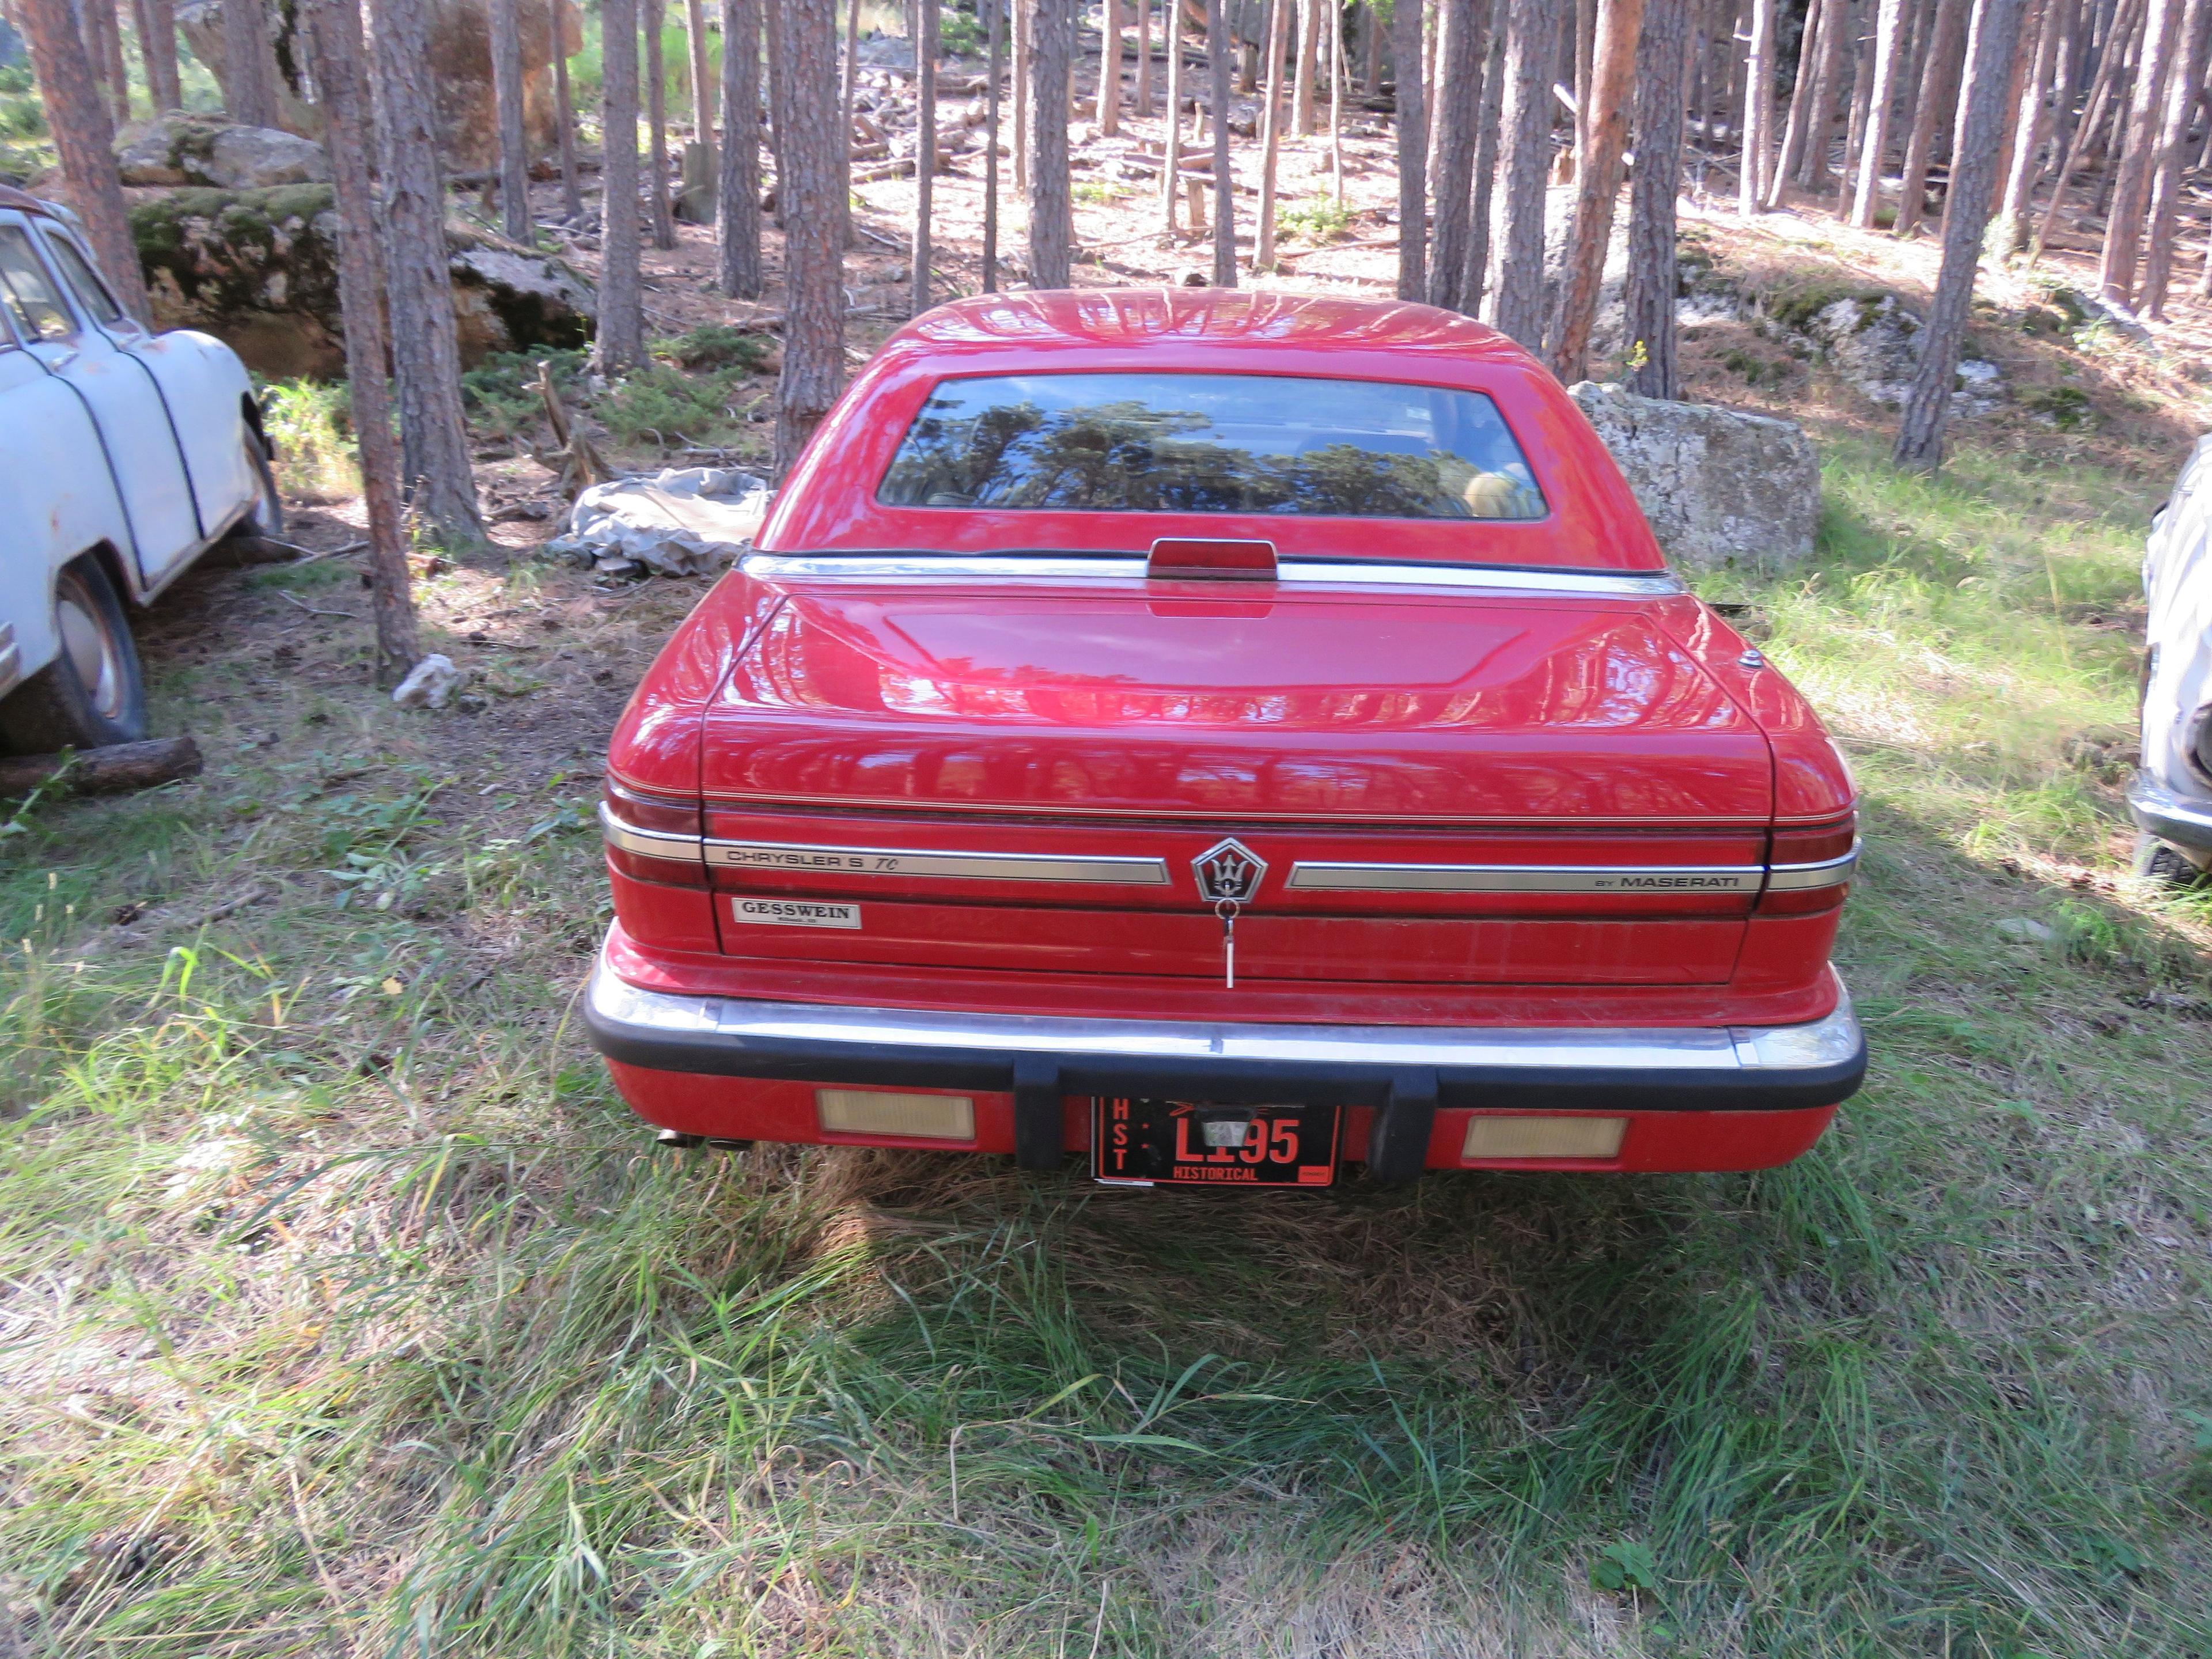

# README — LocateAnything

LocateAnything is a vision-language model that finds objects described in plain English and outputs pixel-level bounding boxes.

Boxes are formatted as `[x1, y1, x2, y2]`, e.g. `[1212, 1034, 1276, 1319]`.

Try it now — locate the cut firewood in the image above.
[0, 736, 204, 798]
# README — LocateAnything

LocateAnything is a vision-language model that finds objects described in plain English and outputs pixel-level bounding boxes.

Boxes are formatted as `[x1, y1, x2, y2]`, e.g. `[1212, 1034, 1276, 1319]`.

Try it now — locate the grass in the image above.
[260, 378, 361, 503]
[4, 413, 2212, 1654]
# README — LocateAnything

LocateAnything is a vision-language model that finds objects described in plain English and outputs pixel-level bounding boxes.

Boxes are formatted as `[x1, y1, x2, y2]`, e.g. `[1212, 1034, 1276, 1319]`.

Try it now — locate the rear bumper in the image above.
[582, 941, 1865, 1176]
[2127, 772, 2212, 858]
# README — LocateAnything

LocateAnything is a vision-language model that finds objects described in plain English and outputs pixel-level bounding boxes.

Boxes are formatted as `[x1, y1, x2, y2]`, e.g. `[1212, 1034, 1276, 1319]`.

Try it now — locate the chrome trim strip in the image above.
[1287, 860, 1765, 895]
[702, 838, 1173, 884]
[599, 802, 702, 862]
[1763, 840, 1862, 891]
[741, 552, 1684, 597]
[2127, 773, 2212, 853]
[587, 952, 1859, 1077]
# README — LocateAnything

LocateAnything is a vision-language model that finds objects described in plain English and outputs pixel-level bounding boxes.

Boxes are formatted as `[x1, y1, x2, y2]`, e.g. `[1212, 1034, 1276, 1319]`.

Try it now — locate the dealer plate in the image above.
[1091, 1098, 1340, 1188]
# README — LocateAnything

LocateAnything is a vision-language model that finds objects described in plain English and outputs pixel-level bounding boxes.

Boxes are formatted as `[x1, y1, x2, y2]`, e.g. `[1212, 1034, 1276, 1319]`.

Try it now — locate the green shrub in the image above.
[460, 348, 589, 442]
[1279, 193, 1352, 244]
[261, 377, 360, 502]
[594, 363, 751, 452]
[657, 324, 771, 373]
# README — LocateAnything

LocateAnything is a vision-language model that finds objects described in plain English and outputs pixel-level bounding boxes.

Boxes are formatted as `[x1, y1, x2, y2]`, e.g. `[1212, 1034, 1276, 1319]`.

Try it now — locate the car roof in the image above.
[0, 185, 62, 220]
[878, 287, 1536, 381]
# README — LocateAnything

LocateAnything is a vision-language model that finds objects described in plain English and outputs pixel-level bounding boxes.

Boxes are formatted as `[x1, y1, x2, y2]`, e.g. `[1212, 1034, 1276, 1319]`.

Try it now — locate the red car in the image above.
[585, 290, 1863, 1187]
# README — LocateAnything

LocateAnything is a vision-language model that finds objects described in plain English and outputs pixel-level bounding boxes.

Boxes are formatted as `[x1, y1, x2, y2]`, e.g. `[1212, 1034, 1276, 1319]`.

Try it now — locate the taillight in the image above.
[1759, 812, 1858, 913]
[602, 779, 707, 886]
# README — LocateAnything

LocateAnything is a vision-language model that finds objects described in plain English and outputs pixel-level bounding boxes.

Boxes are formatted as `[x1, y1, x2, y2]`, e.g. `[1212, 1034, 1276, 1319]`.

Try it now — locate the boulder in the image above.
[130, 185, 593, 378]
[1776, 291, 2004, 412]
[1569, 381, 1821, 572]
[117, 114, 330, 190]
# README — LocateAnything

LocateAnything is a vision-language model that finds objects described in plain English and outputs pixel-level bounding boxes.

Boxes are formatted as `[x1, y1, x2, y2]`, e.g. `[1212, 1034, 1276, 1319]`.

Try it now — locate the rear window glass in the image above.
[40, 232, 125, 327]
[0, 226, 74, 342]
[877, 372, 1548, 521]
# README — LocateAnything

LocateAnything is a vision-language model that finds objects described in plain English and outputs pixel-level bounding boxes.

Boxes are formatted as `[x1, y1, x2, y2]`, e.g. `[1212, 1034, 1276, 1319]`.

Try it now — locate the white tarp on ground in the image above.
[546, 467, 772, 577]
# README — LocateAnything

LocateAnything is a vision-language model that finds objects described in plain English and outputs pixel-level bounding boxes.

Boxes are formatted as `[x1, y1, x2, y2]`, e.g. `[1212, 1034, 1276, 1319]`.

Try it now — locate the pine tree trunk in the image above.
[645, 0, 677, 247]
[599, 0, 646, 366]
[1994, 0, 2061, 247]
[1739, 0, 1775, 209]
[1294, 0, 1320, 130]
[552, 0, 585, 218]
[1772, 0, 1825, 198]
[1135, 0, 1152, 113]
[1894, 0, 2025, 471]
[1574, 0, 1598, 165]
[16, 0, 149, 320]
[2138, 0, 2210, 312]
[1255, 0, 1286, 267]
[1798, 0, 1850, 190]
[369, 0, 484, 544]
[718, 0, 762, 296]
[222, 0, 281, 124]
[772, 0, 844, 474]
[141, 0, 181, 109]
[1331, 0, 1349, 200]
[912, 0, 937, 307]
[1624, 0, 1690, 396]
[1426, 0, 1488, 309]
[1893, 0, 1968, 230]
[1162, 0, 1185, 230]
[986, 0, 1004, 285]
[1850, 0, 1907, 219]
[1208, 0, 1238, 282]
[2097, 0, 2181, 300]
[1550, 0, 1644, 378]
[1839, 0, 1878, 213]
[2029, 0, 2141, 255]
[1391, 0, 1427, 297]
[96, 0, 130, 124]
[687, 0, 715, 133]
[490, 0, 534, 241]
[300, 0, 418, 683]
[1463, 0, 1506, 301]
[1032, 0, 1075, 285]
[1099, 0, 1122, 132]
[1490, 0, 1563, 344]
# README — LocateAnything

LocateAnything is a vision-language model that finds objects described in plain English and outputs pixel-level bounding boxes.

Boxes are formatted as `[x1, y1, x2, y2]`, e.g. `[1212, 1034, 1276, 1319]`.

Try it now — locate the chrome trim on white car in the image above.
[1287, 860, 1766, 895]
[2127, 774, 2212, 855]
[586, 950, 1861, 1078]
[740, 552, 1686, 598]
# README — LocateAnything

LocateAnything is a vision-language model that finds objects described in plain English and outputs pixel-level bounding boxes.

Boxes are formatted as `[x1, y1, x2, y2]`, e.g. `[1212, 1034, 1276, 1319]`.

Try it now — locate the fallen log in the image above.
[0, 736, 203, 798]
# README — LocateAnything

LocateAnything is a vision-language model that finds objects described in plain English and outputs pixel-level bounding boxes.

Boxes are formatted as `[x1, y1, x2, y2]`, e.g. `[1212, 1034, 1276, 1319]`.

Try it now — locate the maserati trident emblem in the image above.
[1193, 838, 1267, 903]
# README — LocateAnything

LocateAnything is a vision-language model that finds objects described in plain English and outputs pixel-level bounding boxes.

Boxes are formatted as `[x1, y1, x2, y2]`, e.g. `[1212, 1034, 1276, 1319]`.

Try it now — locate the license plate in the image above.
[1091, 1098, 1341, 1188]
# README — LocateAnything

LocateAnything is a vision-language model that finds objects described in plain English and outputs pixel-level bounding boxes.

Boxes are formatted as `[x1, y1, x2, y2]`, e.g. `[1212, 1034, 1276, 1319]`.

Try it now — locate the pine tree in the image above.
[1427, 0, 1491, 312]
[551, 0, 585, 218]
[222, 0, 282, 125]
[1738, 0, 1775, 211]
[16, 0, 150, 319]
[1894, 0, 2027, 471]
[599, 0, 647, 366]
[2097, 0, 2182, 302]
[912, 0, 937, 309]
[141, 0, 181, 110]
[1031, 0, 1075, 285]
[2139, 0, 2211, 313]
[490, 0, 533, 242]
[772, 0, 846, 474]
[1208, 0, 1239, 283]
[369, 0, 485, 543]
[1392, 0, 1428, 297]
[1850, 0, 1908, 222]
[1099, 0, 1122, 132]
[1894, 0, 1969, 232]
[1624, 0, 1691, 396]
[718, 0, 762, 297]
[644, 0, 677, 248]
[300, 0, 418, 683]
[1489, 0, 1563, 346]
[1550, 0, 1645, 378]
[1256, 0, 1287, 269]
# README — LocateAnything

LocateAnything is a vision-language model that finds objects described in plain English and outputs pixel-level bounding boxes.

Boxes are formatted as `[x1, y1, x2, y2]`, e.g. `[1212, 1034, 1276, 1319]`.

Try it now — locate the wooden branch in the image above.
[0, 737, 203, 798]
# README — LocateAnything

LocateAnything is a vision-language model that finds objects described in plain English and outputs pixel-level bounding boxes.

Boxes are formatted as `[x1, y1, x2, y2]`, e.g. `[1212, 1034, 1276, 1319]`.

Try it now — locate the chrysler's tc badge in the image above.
[1192, 838, 1267, 903]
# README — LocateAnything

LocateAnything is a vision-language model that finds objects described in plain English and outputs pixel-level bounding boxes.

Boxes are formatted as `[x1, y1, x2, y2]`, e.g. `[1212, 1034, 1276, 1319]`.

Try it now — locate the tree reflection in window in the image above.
[878, 373, 1548, 521]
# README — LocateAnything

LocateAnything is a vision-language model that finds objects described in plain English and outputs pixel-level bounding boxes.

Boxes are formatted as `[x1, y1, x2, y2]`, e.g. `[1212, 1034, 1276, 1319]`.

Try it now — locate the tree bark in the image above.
[1255, 0, 1286, 267]
[1331, 0, 1349, 199]
[221, 0, 282, 124]
[1209, 0, 1239, 282]
[1798, 0, 1851, 191]
[1624, 0, 1690, 396]
[1099, 0, 1122, 132]
[1850, 0, 1907, 219]
[599, 0, 646, 365]
[912, 0, 937, 308]
[1839, 0, 1879, 213]
[17, 0, 149, 319]
[1739, 0, 1775, 209]
[1574, 0, 1598, 165]
[1893, 0, 1968, 230]
[140, 0, 181, 109]
[1294, 0, 1320, 130]
[1550, 0, 1643, 378]
[772, 0, 844, 474]
[986, 0, 1004, 286]
[1993, 0, 2059, 245]
[1490, 0, 1562, 345]
[2139, 0, 2210, 312]
[1772, 0, 1826, 197]
[552, 0, 584, 218]
[1014, 0, 1031, 194]
[300, 0, 418, 683]
[2097, 0, 2181, 300]
[2028, 0, 2142, 255]
[686, 0, 715, 132]
[1427, 0, 1490, 309]
[370, 0, 484, 545]
[1162, 0, 1184, 229]
[1032, 0, 1075, 284]
[1136, 0, 1153, 114]
[1392, 0, 1428, 297]
[718, 0, 762, 296]
[0, 737, 203, 797]
[1893, 0, 2025, 471]
[644, 0, 677, 248]
[1463, 0, 1506, 302]
[490, 0, 533, 241]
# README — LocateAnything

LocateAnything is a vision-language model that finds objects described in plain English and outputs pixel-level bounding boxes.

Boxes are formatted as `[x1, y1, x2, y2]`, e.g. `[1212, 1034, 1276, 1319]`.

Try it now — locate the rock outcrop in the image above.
[1570, 381, 1821, 571]
[130, 183, 592, 378]
[118, 115, 331, 190]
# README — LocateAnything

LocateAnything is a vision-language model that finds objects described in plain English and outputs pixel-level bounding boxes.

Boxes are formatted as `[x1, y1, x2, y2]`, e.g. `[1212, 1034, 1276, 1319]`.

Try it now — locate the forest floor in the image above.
[9, 78, 2212, 1657]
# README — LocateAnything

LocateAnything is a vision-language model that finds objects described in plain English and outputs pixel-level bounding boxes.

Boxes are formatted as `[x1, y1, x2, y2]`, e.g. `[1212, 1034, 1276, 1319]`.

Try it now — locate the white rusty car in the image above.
[2133, 434, 2212, 883]
[0, 184, 279, 752]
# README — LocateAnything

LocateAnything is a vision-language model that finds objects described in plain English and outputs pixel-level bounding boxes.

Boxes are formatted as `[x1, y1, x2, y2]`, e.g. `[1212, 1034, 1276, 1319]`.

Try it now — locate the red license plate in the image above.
[1091, 1098, 1342, 1188]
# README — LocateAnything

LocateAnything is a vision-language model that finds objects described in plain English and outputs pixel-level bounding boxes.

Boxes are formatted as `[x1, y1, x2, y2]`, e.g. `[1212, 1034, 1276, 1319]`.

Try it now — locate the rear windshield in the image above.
[877, 372, 1548, 521]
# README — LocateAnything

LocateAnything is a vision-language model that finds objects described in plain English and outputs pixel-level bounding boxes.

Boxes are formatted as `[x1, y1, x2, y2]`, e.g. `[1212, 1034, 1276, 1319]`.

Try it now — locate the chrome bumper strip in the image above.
[1762, 840, 1862, 891]
[2127, 774, 2212, 854]
[1287, 860, 1766, 895]
[585, 944, 1865, 1113]
[741, 552, 1686, 599]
